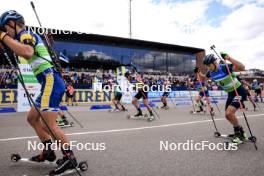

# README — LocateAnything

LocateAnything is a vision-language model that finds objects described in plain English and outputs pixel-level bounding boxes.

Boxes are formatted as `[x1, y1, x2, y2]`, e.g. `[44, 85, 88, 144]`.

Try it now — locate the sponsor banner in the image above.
[0, 89, 17, 104]
[17, 63, 41, 112]
[93, 83, 102, 91]
[0, 90, 236, 105]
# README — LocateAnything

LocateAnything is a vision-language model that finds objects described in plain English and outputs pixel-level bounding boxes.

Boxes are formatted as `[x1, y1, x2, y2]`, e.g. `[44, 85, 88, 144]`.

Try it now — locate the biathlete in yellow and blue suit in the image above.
[0, 10, 78, 175]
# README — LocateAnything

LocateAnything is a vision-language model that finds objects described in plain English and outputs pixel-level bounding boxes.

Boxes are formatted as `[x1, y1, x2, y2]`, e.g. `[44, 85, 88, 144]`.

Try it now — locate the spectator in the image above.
[66, 82, 75, 106]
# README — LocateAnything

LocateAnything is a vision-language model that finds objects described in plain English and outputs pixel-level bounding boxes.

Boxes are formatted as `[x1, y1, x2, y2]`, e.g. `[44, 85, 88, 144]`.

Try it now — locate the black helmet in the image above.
[203, 54, 217, 65]
[124, 71, 131, 78]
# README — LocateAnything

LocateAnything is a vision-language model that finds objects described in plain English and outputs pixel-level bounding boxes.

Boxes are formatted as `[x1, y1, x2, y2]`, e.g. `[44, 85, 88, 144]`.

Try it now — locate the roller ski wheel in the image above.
[147, 116, 155, 122]
[10, 153, 57, 165]
[48, 162, 88, 176]
[248, 136, 257, 142]
[58, 121, 74, 128]
[127, 114, 148, 120]
[11, 154, 21, 162]
[109, 109, 120, 113]
[190, 110, 204, 115]
[79, 161, 88, 171]
[158, 106, 169, 110]
[214, 132, 221, 138]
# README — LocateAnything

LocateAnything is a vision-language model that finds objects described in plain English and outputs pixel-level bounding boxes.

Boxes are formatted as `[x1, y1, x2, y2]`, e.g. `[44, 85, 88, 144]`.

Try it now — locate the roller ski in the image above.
[48, 154, 88, 176]
[147, 113, 155, 122]
[109, 107, 127, 113]
[57, 118, 74, 128]
[190, 110, 206, 115]
[191, 99, 207, 115]
[11, 153, 56, 165]
[157, 105, 169, 110]
[127, 111, 149, 120]
[245, 106, 257, 112]
[11, 153, 88, 176]
[214, 131, 257, 148]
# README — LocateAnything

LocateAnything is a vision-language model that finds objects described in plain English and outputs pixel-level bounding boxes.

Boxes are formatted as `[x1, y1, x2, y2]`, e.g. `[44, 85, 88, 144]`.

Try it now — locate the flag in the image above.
[59, 52, 69, 63]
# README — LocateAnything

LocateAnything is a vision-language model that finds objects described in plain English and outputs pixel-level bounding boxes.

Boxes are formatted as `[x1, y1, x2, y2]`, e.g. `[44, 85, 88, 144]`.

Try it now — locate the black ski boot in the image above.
[232, 126, 247, 143]
[31, 140, 56, 162]
[134, 109, 143, 117]
[49, 151, 78, 176]
[147, 111, 155, 122]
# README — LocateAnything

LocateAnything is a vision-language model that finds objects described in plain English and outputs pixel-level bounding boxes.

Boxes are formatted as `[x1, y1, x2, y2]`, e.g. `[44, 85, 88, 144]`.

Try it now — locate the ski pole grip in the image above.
[30, 1, 35, 9]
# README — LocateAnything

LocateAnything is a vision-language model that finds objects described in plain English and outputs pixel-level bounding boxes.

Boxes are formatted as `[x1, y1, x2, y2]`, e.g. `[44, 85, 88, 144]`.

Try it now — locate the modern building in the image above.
[2, 27, 206, 74]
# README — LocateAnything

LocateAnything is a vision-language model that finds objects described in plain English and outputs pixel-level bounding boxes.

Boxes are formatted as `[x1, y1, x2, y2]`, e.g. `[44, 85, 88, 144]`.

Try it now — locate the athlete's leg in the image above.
[132, 94, 142, 116]
[259, 91, 263, 103]
[248, 94, 256, 110]
[57, 110, 69, 125]
[132, 97, 139, 109]
[41, 111, 69, 145]
[70, 97, 73, 106]
[161, 96, 165, 107]
[204, 90, 214, 112]
[225, 88, 247, 143]
[225, 106, 239, 126]
[27, 107, 51, 141]
[195, 93, 203, 112]
[112, 97, 119, 110]
[117, 99, 126, 111]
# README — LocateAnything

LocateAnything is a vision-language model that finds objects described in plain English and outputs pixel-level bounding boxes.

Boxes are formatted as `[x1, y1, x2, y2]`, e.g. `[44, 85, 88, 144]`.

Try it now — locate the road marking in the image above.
[0, 113, 263, 142]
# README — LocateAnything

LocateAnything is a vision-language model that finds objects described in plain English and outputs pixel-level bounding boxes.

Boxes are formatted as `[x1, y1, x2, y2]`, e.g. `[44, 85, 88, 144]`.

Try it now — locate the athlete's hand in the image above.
[220, 52, 231, 61]
[193, 67, 200, 73]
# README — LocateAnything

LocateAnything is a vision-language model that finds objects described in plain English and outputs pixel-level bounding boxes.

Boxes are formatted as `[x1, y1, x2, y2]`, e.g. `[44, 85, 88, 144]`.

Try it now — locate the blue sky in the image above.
[205, 0, 232, 27]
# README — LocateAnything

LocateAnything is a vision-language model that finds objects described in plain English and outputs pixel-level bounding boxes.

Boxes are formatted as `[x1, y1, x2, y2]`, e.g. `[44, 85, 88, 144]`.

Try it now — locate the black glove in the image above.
[193, 67, 199, 73]
[220, 52, 228, 60]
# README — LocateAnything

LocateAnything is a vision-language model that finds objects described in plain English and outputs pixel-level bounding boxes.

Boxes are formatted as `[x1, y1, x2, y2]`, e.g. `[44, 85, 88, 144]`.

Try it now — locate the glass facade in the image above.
[54, 41, 196, 74]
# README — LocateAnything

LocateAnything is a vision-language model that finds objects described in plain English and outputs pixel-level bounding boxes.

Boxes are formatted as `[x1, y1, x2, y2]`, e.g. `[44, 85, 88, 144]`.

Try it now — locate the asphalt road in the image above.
[0, 101, 264, 176]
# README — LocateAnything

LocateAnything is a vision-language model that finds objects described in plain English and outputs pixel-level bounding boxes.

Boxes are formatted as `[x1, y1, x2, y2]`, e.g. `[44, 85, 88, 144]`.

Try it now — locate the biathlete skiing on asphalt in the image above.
[0, 10, 79, 175]
[196, 52, 248, 143]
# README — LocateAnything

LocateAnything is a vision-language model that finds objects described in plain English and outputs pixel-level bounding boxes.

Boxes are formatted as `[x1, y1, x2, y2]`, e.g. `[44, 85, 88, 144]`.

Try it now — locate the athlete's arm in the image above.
[194, 67, 207, 80]
[222, 55, 245, 72]
[2, 35, 34, 60]
[197, 71, 207, 80]
[243, 81, 252, 88]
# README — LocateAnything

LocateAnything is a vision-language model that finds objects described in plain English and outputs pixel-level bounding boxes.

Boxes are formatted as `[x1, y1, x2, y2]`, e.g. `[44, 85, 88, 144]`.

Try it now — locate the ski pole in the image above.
[211, 96, 221, 114]
[187, 87, 196, 112]
[196, 71, 219, 133]
[65, 108, 84, 128]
